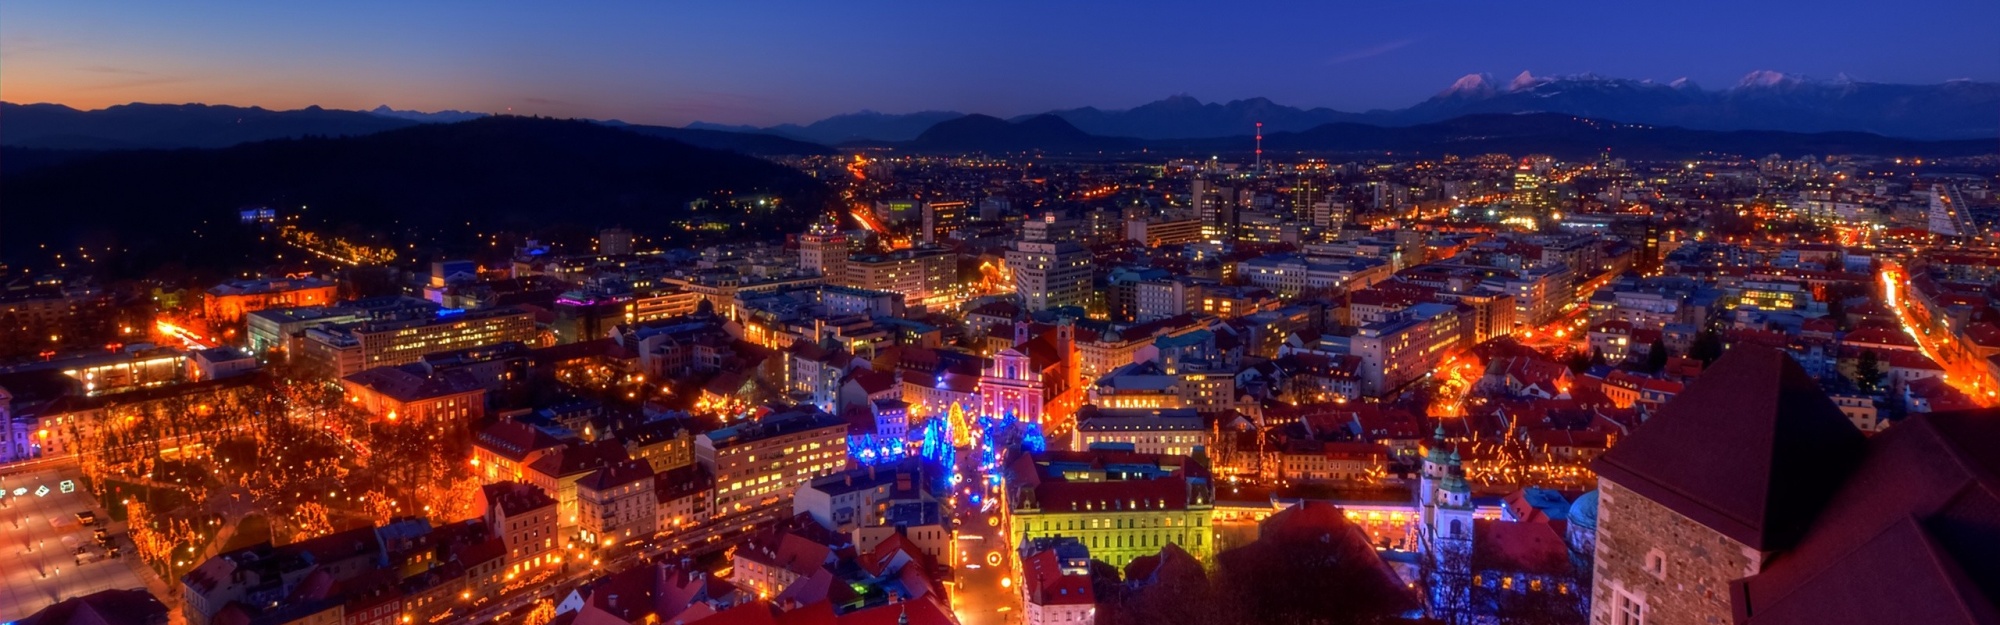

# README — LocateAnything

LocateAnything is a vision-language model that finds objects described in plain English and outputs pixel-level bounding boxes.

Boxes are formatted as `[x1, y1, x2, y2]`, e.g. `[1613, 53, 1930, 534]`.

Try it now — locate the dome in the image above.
[1568, 490, 1601, 530]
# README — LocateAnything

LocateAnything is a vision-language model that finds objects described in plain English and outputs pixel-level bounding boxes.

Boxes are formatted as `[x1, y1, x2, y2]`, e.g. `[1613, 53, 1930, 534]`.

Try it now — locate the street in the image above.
[0, 467, 155, 622]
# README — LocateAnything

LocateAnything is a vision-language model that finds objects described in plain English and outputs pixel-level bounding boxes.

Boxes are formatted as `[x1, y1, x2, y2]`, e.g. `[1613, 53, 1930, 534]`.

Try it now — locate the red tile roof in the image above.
[1471, 519, 1575, 577]
[1732, 411, 2000, 625]
[1591, 346, 1868, 551]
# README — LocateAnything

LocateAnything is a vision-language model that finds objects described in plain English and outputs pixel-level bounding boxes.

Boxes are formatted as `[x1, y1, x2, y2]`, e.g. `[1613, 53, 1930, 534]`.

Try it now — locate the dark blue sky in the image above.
[5, 0, 1996, 126]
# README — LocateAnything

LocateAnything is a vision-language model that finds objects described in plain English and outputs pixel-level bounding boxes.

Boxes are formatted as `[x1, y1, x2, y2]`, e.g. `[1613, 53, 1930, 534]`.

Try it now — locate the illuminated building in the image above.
[846, 247, 957, 307]
[473, 421, 570, 485]
[618, 419, 695, 473]
[1019, 538, 1095, 625]
[1086, 361, 1184, 410]
[480, 482, 560, 575]
[922, 199, 967, 244]
[189, 347, 257, 381]
[244, 296, 435, 357]
[1134, 278, 1201, 322]
[523, 440, 631, 534]
[798, 218, 850, 281]
[980, 322, 1077, 426]
[792, 460, 928, 533]
[25, 345, 187, 394]
[300, 307, 538, 378]
[626, 288, 704, 323]
[1237, 253, 1393, 296]
[202, 277, 337, 323]
[598, 227, 635, 255]
[1124, 216, 1204, 247]
[575, 459, 657, 547]
[1070, 406, 1205, 456]
[1006, 449, 1215, 568]
[1352, 303, 1462, 396]
[1277, 440, 1390, 483]
[1198, 285, 1281, 320]
[697, 405, 849, 520]
[1005, 238, 1091, 312]
[2, 284, 124, 362]
[1075, 314, 1209, 385]
[874, 199, 922, 225]
[339, 366, 485, 422]
[653, 464, 715, 531]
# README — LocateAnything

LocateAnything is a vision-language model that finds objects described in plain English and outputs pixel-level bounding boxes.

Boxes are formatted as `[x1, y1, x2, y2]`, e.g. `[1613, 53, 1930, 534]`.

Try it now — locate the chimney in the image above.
[868, 465, 877, 481]
[845, 474, 854, 487]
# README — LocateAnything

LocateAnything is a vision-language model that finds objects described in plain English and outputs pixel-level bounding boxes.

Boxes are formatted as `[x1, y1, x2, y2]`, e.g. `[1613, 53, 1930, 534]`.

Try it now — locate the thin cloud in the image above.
[1326, 38, 1419, 65]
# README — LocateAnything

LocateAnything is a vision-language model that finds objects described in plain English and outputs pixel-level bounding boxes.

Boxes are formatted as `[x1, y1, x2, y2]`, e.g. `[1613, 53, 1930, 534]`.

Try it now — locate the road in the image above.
[1881, 263, 1997, 405]
[945, 432, 1019, 625]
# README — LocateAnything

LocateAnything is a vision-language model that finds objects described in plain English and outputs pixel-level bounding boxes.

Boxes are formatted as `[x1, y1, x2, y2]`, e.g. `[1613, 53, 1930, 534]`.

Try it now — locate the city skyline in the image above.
[5, 0, 1999, 126]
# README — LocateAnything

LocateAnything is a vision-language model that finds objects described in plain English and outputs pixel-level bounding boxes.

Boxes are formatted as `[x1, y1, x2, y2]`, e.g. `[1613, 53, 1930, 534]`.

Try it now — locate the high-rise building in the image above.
[598, 227, 635, 255]
[799, 218, 850, 281]
[922, 200, 968, 244]
[1006, 239, 1091, 312]
[1351, 302, 1462, 396]
[874, 199, 922, 225]
[846, 247, 957, 307]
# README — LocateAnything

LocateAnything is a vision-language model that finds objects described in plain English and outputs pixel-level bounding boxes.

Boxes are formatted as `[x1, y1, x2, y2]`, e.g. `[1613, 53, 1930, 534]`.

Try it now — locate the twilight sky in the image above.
[4, 1, 1997, 127]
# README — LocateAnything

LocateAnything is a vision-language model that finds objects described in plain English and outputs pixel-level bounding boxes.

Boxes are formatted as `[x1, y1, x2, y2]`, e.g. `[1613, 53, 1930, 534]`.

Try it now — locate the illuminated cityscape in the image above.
[4, 3, 2000, 625]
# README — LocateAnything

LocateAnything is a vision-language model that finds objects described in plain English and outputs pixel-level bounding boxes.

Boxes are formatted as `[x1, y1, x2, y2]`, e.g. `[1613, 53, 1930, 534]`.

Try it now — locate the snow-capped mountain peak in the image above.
[1441, 73, 1497, 97]
[1737, 70, 1807, 89]
[1508, 70, 1551, 92]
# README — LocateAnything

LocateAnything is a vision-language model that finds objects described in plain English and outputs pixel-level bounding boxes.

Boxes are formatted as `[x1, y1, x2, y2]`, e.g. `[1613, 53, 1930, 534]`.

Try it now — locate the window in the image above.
[1614, 588, 1646, 625]
[1644, 549, 1668, 580]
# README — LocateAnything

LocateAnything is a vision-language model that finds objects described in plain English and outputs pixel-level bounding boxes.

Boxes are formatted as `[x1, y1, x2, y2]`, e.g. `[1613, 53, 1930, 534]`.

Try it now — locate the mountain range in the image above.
[0, 102, 831, 156]
[698, 72, 2000, 141]
[888, 112, 1994, 160]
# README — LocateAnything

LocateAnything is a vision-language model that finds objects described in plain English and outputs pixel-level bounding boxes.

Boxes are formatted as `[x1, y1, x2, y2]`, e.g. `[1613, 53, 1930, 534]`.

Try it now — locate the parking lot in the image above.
[0, 467, 154, 622]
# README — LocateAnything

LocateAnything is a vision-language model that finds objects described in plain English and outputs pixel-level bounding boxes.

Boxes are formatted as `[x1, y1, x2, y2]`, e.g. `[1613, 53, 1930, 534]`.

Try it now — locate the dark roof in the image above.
[1591, 345, 1867, 551]
[342, 366, 484, 402]
[1732, 410, 2000, 625]
[20, 588, 168, 625]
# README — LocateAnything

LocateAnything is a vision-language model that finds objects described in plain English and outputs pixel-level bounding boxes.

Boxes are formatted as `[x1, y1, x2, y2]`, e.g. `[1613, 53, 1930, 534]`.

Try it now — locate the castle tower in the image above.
[1588, 346, 1864, 625]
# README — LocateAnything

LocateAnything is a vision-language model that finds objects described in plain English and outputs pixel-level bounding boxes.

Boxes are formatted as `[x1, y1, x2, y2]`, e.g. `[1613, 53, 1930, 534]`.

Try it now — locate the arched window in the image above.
[1449, 519, 1464, 537]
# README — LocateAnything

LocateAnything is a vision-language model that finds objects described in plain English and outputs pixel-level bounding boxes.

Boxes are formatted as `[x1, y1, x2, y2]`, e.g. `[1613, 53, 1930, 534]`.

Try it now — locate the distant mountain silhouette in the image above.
[1, 102, 419, 149]
[605, 121, 834, 155]
[883, 112, 1991, 159]
[1152, 113, 1997, 160]
[715, 73, 2000, 141]
[1020, 95, 1368, 139]
[1, 116, 830, 277]
[691, 110, 965, 144]
[1383, 72, 2000, 140]
[902, 114, 1139, 153]
[369, 105, 488, 123]
[2, 101, 836, 156]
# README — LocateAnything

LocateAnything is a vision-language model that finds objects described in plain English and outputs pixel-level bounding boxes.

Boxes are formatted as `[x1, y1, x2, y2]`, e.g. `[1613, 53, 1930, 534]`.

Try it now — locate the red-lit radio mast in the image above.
[1254, 121, 1263, 176]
